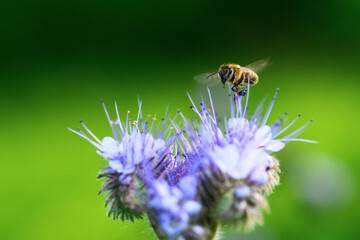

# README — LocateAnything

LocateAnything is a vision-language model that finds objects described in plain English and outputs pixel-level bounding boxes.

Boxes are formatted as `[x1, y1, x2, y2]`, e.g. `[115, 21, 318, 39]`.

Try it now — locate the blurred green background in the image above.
[1, 0, 359, 239]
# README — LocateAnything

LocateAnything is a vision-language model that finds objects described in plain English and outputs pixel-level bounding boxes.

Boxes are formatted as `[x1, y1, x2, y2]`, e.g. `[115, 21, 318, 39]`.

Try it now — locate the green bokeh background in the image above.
[1, 1, 359, 239]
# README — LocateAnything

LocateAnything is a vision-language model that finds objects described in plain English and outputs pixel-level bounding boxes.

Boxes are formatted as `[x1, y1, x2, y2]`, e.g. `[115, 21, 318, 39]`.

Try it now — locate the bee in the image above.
[194, 59, 269, 96]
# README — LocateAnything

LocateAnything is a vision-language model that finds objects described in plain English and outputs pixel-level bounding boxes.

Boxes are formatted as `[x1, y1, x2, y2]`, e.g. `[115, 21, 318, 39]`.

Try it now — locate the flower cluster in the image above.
[146, 176, 205, 239]
[69, 84, 316, 239]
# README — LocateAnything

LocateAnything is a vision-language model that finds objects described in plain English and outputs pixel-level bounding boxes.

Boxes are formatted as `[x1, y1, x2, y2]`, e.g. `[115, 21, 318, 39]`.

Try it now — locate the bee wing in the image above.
[243, 58, 270, 73]
[194, 72, 221, 87]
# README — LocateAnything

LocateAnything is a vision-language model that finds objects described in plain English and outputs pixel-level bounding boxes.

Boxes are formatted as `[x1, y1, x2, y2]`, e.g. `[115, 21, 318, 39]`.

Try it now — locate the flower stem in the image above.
[209, 221, 220, 240]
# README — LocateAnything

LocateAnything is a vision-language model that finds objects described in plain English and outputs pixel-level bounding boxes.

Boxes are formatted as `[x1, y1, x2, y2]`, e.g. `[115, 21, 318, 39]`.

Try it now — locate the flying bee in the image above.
[194, 59, 269, 96]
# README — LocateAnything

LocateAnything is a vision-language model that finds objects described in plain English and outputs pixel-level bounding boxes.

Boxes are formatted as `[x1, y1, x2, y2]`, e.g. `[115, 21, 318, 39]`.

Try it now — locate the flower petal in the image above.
[254, 126, 272, 147]
[266, 140, 285, 152]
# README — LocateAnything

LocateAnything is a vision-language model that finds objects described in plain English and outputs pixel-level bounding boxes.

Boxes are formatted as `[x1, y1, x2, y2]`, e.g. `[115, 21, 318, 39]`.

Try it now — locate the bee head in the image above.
[219, 67, 232, 84]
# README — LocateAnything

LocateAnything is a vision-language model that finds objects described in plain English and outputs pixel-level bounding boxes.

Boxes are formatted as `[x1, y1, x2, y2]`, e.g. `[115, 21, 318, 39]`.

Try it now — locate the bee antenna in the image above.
[206, 72, 219, 78]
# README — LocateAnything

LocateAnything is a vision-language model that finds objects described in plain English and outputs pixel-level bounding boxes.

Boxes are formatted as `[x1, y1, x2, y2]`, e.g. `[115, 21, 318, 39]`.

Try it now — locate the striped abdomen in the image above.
[238, 68, 258, 86]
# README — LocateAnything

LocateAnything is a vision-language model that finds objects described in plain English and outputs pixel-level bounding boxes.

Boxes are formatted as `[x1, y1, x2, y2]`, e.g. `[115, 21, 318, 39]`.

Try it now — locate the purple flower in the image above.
[69, 101, 171, 176]
[173, 84, 316, 230]
[147, 176, 203, 239]
[69, 100, 175, 221]
[70, 82, 316, 236]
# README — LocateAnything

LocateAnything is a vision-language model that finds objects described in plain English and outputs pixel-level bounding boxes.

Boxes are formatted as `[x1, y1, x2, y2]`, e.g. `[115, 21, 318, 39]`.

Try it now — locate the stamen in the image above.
[125, 110, 130, 134]
[273, 114, 301, 138]
[251, 98, 266, 126]
[67, 128, 102, 149]
[115, 101, 125, 134]
[149, 113, 157, 134]
[137, 96, 143, 123]
[136, 101, 142, 127]
[200, 96, 206, 116]
[281, 138, 318, 143]
[224, 115, 229, 135]
[164, 110, 181, 138]
[228, 84, 235, 118]
[271, 111, 287, 135]
[178, 112, 200, 146]
[80, 120, 101, 144]
[237, 94, 243, 118]
[170, 118, 193, 153]
[160, 105, 169, 138]
[200, 94, 216, 125]
[101, 100, 118, 141]
[282, 119, 313, 139]
[187, 92, 205, 122]
[261, 88, 279, 126]
[243, 76, 251, 118]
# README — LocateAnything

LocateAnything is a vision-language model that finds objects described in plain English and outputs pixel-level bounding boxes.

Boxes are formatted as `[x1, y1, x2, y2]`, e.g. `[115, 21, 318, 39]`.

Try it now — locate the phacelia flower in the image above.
[146, 176, 205, 240]
[172, 84, 316, 230]
[70, 80, 316, 239]
[69, 100, 175, 221]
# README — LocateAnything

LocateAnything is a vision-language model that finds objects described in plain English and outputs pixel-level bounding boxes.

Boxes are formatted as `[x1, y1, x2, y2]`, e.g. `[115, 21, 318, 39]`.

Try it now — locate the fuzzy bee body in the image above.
[218, 64, 259, 89]
[195, 59, 268, 96]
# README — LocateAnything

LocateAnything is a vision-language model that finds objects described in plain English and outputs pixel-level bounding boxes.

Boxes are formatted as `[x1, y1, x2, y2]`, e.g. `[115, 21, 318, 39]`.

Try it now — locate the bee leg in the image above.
[232, 86, 240, 103]
[221, 79, 226, 88]
[238, 88, 247, 96]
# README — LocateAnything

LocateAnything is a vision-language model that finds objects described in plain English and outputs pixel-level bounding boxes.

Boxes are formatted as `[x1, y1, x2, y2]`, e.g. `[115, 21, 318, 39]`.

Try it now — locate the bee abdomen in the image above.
[250, 72, 258, 85]
[244, 70, 258, 85]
